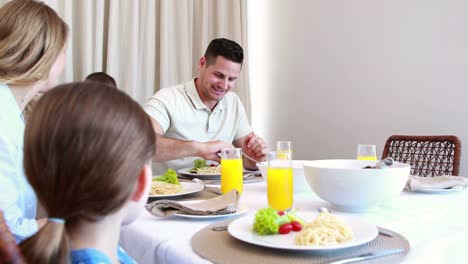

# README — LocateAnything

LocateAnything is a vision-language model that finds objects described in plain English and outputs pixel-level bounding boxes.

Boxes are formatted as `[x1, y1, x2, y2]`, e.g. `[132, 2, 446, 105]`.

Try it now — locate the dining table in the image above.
[119, 179, 468, 264]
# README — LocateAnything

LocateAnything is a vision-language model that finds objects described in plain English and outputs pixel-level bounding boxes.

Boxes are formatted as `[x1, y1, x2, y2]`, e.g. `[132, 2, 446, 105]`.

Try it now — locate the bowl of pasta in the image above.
[256, 160, 311, 194]
[303, 159, 410, 212]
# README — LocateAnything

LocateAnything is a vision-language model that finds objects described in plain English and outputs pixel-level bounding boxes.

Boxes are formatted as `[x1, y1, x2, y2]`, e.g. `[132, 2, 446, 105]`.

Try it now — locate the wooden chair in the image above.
[0, 211, 25, 264]
[382, 135, 461, 177]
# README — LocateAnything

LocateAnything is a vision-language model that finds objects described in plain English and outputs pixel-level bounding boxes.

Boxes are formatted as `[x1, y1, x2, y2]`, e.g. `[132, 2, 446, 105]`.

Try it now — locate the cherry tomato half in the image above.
[291, 221, 302, 232]
[278, 223, 292, 234]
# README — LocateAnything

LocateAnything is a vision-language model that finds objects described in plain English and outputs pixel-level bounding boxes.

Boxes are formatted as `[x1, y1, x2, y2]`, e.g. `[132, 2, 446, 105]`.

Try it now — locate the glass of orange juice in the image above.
[220, 148, 243, 194]
[357, 144, 377, 161]
[267, 151, 293, 211]
[276, 141, 292, 160]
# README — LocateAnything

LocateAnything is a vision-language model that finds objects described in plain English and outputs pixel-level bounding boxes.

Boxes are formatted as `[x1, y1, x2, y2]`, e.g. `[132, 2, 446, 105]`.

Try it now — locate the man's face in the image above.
[197, 56, 242, 103]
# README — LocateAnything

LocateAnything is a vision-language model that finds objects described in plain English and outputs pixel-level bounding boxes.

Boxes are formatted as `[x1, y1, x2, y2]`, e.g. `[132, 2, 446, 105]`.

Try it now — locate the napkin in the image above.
[146, 190, 239, 217]
[406, 175, 468, 191]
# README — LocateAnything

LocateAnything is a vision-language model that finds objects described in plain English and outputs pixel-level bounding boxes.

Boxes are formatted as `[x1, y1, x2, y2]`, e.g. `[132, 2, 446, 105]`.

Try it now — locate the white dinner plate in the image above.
[178, 167, 221, 179]
[173, 200, 249, 219]
[149, 182, 204, 198]
[411, 187, 466, 194]
[228, 212, 378, 251]
[177, 167, 255, 180]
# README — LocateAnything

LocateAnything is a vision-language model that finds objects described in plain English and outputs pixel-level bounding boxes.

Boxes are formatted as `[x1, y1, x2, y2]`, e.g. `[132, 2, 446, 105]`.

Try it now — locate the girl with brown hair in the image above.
[0, 0, 69, 241]
[20, 82, 155, 263]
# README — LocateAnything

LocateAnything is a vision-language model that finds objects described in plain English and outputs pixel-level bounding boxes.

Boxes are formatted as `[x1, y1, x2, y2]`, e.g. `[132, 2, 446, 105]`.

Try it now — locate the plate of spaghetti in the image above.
[177, 167, 222, 179]
[177, 167, 256, 180]
[228, 211, 378, 251]
[149, 181, 204, 198]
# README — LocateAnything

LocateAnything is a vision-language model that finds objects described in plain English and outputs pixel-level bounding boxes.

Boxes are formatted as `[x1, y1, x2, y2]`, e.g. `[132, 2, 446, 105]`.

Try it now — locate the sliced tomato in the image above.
[291, 221, 302, 232]
[278, 223, 292, 234]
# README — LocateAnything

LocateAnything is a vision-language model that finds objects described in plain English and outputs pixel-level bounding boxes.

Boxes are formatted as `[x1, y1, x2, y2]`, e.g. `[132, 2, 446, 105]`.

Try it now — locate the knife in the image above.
[328, 248, 405, 264]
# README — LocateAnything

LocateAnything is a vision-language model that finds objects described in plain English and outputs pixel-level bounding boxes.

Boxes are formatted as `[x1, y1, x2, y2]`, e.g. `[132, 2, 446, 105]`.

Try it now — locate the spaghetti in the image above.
[194, 166, 221, 174]
[150, 181, 183, 195]
[295, 211, 354, 246]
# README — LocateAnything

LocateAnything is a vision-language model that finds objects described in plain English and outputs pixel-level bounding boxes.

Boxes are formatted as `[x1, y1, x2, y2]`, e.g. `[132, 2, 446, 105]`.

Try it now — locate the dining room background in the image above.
[1, 0, 465, 175]
[0, 0, 251, 117]
[248, 0, 468, 176]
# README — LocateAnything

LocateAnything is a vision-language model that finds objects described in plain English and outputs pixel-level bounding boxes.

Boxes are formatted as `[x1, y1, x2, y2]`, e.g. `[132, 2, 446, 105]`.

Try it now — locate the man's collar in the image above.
[186, 79, 206, 110]
[186, 79, 225, 112]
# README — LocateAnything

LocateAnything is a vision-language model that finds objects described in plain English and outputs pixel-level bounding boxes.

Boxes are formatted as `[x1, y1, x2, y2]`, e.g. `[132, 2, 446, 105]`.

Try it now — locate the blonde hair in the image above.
[0, 0, 68, 86]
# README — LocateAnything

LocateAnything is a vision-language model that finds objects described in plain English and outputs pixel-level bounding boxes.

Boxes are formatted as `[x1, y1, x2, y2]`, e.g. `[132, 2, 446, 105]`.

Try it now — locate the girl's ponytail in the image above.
[20, 220, 69, 264]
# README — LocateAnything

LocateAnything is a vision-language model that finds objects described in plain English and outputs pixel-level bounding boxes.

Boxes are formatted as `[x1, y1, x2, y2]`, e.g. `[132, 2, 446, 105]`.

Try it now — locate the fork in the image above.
[217, 152, 260, 164]
[192, 178, 222, 195]
[328, 248, 404, 264]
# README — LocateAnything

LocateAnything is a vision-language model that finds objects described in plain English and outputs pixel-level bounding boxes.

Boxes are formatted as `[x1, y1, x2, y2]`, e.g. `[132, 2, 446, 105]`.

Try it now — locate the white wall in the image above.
[248, 0, 467, 174]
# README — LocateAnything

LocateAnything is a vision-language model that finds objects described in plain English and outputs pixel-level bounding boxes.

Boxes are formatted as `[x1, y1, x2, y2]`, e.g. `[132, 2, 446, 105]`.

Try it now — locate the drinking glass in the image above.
[267, 151, 293, 211]
[220, 148, 243, 194]
[357, 144, 377, 161]
[276, 141, 292, 160]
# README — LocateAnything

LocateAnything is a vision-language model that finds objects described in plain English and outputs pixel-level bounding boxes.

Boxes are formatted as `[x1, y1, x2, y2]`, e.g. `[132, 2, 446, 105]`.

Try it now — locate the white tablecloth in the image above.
[120, 181, 468, 264]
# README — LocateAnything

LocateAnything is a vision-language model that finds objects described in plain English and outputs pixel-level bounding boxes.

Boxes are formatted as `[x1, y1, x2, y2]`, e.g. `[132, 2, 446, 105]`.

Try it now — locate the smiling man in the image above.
[144, 38, 268, 175]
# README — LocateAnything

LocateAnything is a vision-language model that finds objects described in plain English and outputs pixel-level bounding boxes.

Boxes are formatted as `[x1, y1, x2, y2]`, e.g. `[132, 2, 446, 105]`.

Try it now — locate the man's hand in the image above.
[236, 132, 269, 169]
[197, 140, 234, 162]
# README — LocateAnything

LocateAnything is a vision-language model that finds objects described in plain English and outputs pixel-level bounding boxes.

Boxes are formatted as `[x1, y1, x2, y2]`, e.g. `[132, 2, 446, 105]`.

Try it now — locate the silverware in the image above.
[243, 171, 258, 179]
[328, 248, 405, 264]
[362, 157, 394, 169]
[242, 152, 260, 163]
[378, 229, 394, 238]
[375, 157, 394, 169]
[317, 207, 331, 213]
[217, 152, 260, 163]
[211, 225, 228, 231]
[201, 172, 259, 185]
[192, 178, 222, 195]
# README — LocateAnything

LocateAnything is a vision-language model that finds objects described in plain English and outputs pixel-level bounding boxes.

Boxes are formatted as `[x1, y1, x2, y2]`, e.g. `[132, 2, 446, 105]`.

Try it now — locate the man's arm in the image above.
[233, 132, 269, 170]
[150, 118, 233, 162]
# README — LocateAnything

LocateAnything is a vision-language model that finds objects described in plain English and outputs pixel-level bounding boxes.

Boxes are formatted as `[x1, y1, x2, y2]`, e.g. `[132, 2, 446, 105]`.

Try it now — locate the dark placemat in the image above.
[191, 220, 410, 264]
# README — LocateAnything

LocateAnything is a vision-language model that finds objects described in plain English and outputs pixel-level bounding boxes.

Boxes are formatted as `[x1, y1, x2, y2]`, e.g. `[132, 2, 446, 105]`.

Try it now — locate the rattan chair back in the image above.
[382, 135, 461, 177]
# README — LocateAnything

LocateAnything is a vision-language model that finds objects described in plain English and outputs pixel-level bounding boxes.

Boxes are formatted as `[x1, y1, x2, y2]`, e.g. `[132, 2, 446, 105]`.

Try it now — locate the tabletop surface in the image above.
[120, 181, 468, 264]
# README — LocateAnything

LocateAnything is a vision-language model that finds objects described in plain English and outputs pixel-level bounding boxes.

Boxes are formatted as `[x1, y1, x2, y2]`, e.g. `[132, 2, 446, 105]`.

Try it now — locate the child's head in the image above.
[21, 81, 155, 262]
[0, 0, 69, 86]
[85, 72, 117, 88]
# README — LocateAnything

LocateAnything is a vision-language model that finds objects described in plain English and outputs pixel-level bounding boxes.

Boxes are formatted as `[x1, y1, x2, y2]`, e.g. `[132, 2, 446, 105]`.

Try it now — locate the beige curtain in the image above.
[4, 0, 250, 117]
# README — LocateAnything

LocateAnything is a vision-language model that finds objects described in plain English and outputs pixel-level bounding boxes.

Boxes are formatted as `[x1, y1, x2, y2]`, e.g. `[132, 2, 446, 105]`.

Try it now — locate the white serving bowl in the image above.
[303, 159, 411, 212]
[256, 160, 311, 194]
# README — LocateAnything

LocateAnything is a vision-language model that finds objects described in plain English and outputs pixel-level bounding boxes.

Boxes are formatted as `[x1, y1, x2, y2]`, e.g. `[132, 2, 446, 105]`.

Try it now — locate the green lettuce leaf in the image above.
[253, 208, 290, 235]
[154, 169, 179, 185]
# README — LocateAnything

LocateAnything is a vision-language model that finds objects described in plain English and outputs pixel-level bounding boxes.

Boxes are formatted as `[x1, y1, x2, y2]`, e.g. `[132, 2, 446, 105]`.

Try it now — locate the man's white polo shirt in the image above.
[144, 79, 252, 175]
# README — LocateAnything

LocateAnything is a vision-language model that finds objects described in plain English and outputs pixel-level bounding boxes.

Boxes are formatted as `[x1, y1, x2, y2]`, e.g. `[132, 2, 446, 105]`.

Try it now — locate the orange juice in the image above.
[357, 155, 378, 161]
[277, 150, 292, 160]
[267, 167, 293, 211]
[221, 158, 243, 194]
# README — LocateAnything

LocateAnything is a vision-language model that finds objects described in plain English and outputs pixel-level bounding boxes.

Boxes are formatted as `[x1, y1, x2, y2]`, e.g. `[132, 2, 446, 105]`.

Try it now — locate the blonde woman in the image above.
[0, 0, 68, 241]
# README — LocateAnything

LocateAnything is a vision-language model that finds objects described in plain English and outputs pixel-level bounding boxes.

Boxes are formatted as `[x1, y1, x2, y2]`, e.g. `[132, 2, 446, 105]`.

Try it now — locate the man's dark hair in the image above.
[85, 72, 117, 88]
[204, 38, 243, 65]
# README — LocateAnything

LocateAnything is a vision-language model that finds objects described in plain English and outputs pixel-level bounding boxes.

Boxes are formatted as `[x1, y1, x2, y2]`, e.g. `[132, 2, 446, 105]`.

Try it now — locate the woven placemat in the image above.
[192, 220, 410, 264]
